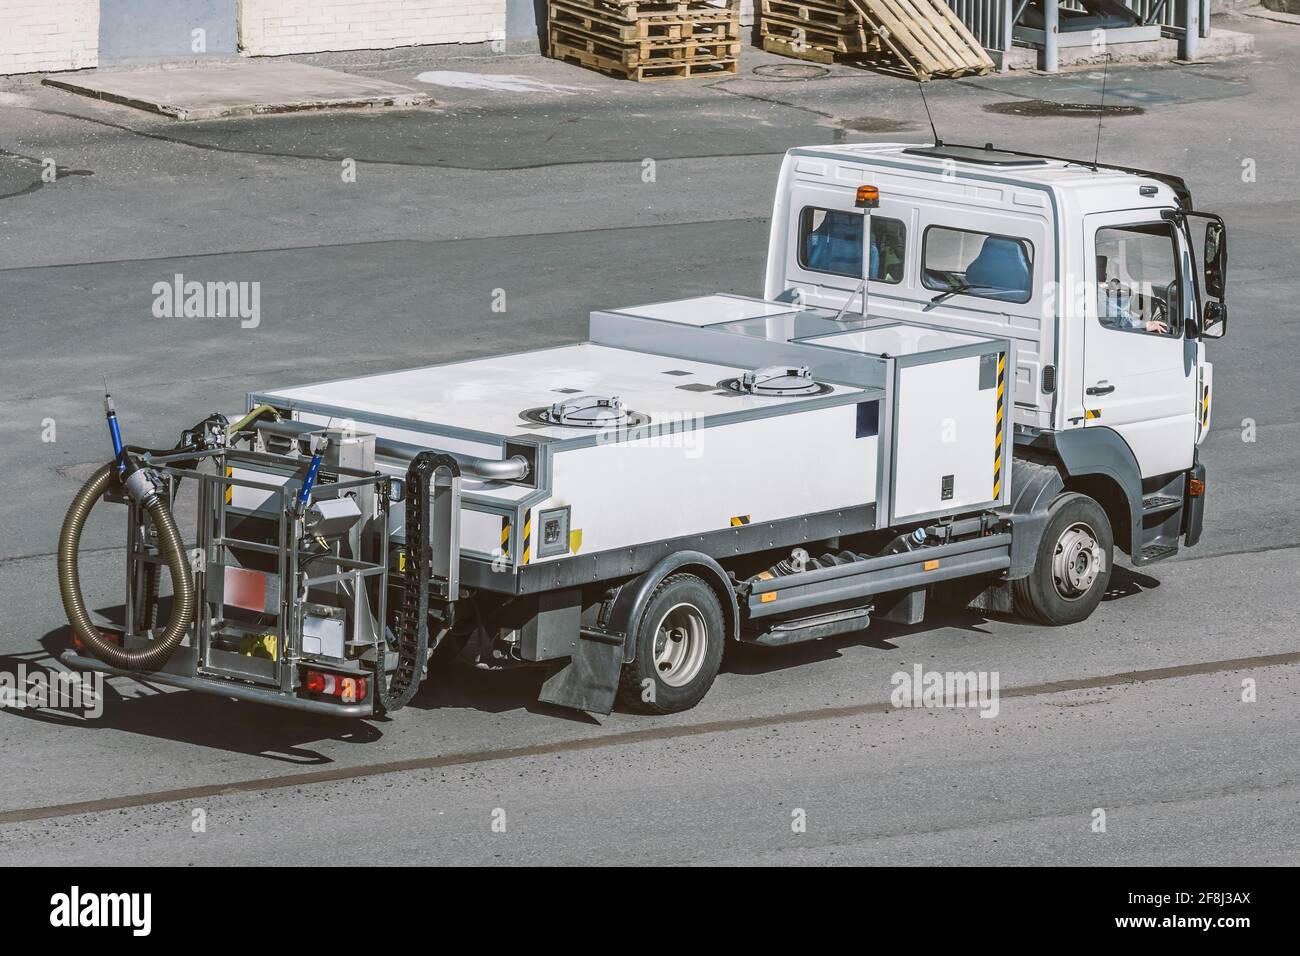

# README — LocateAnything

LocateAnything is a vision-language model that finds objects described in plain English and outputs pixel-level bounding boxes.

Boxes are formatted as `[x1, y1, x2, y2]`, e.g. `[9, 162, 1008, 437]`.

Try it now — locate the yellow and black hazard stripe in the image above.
[1085, 409, 1102, 420]
[521, 513, 532, 565]
[500, 516, 511, 558]
[730, 514, 750, 528]
[225, 466, 233, 505]
[1201, 383, 1210, 428]
[993, 352, 1006, 500]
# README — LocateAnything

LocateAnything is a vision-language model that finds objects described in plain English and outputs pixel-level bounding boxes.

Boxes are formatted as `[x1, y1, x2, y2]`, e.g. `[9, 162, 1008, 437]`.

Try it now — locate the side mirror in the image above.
[1202, 301, 1228, 338]
[1204, 221, 1227, 300]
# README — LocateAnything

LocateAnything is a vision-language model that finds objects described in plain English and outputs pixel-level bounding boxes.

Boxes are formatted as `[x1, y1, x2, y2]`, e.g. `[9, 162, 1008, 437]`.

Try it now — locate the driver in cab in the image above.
[1096, 247, 1174, 336]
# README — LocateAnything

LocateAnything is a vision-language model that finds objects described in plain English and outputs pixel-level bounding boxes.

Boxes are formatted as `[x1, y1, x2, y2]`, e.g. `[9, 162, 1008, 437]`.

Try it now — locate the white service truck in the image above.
[59, 141, 1228, 717]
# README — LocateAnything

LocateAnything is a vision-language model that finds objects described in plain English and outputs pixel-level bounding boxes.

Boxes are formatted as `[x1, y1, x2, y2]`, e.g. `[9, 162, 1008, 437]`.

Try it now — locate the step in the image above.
[744, 605, 872, 647]
[1140, 542, 1179, 563]
[1141, 493, 1182, 515]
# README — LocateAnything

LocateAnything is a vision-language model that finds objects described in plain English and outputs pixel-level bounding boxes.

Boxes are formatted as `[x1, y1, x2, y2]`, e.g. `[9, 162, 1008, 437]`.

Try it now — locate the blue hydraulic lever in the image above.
[297, 453, 323, 511]
[103, 380, 127, 476]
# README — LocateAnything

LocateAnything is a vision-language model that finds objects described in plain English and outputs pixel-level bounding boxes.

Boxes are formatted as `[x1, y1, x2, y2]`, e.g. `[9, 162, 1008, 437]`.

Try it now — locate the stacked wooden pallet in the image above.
[761, 0, 993, 80]
[759, 0, 876, 64]
[548, 0, 742, 81]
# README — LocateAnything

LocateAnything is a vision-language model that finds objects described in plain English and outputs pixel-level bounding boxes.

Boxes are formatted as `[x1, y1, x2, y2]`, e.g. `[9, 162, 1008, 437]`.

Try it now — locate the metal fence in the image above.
[943, 0, 1212, 62]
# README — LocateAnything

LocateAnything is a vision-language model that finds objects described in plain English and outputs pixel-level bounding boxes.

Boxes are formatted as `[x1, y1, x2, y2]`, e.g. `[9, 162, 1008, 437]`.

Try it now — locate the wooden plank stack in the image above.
[548, 0, 742, 81]
[761, 0, 993, 80]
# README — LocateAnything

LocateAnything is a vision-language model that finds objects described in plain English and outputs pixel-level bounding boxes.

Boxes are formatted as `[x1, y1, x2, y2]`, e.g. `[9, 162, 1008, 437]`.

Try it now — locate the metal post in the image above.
[1042, 0, 1059, 73]
[1000, 0, 1015, 71]
[430, 465, 461, 600]
[861, 209, 872, 319]
[1180, 0, 1200, 60]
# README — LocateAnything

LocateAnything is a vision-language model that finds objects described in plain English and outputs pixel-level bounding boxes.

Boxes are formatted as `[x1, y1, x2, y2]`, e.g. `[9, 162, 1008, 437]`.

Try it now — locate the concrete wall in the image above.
[237, 0, 508, 55]
[0, 0, 99, 74]
[99, 0, 237, 64]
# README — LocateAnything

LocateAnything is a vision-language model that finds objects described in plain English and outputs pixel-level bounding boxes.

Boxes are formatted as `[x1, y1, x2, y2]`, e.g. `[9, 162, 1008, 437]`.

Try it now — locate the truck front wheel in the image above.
[617, 573, 725, 714]
[1012, 492, 1113, 626]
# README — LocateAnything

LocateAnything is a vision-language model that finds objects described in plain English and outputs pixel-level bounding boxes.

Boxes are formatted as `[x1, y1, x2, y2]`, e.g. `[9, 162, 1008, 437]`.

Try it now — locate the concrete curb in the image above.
[42, 60, 432, 120]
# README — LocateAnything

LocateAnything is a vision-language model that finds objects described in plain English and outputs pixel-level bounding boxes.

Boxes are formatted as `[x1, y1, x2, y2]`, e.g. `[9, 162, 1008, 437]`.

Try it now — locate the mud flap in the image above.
[537, 630, 623, 715]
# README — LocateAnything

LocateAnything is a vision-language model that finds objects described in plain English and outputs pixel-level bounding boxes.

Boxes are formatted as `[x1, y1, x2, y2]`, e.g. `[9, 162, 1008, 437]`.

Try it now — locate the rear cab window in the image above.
[799, 207, 905, 284]
[922, 226, 1034, 304]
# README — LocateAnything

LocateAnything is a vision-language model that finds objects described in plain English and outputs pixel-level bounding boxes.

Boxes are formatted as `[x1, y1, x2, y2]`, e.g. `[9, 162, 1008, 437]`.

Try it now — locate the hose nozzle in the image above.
[122, 466, 162, 507]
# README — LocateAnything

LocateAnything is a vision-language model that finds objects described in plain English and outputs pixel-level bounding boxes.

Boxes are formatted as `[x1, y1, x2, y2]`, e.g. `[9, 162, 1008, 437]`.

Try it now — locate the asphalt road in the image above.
[0, 12, 1297, 865]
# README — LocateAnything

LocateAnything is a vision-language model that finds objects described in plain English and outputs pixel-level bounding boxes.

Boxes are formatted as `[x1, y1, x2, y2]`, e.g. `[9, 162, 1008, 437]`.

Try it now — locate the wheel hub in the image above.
[652, 603, 708, 688]
[1052, 522, 1104, 600]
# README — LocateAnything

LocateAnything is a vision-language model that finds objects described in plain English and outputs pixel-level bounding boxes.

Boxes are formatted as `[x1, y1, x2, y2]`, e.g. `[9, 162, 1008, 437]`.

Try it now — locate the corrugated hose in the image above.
[57, 462, 195, 671]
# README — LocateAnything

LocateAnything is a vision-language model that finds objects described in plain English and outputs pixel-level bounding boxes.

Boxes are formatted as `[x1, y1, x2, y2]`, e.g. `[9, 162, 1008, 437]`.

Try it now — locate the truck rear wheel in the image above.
[617, 573, 724, 714]
[1012, 492, 1113, 626]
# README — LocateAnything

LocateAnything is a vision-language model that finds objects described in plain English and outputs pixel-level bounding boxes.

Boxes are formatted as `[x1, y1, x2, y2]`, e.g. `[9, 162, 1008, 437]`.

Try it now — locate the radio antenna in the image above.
[1092, 53, 1111, 171]
[917, 80, 941, 146]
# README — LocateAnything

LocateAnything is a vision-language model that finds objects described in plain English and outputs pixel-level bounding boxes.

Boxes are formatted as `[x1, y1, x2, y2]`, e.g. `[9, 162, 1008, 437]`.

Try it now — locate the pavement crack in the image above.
[702, 76, 840, 125]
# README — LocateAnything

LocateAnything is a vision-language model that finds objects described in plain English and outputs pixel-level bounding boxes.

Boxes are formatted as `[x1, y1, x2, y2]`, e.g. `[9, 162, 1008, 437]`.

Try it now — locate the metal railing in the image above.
[942, 0, 1212, 68]
[944, 0, 1017, 57]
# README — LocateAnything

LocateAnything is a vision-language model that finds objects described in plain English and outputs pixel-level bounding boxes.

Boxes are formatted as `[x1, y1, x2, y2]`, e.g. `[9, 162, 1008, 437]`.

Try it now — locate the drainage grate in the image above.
[752, 63, 830, 81]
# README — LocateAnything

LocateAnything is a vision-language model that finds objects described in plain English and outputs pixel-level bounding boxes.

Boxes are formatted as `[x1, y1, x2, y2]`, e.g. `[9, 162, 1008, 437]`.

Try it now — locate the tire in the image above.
[617, 573, 725, 714]
[1012, 492, 1114, 626]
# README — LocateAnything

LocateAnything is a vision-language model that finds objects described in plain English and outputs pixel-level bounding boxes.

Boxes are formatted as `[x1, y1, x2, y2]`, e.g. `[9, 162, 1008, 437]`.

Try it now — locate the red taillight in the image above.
[304, 669, 367, 703]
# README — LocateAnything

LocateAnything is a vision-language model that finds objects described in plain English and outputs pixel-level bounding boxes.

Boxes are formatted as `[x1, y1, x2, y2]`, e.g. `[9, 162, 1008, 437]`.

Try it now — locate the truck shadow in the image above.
[15, 612, 591, 759]
[1103, 565, 1161, 601]
[14, 566, 1161, 750]
[723, 602, 993, 676]
[725, 564, 1161, 675]
[412, 656, 599, 724]
[1, 625, 383, 765]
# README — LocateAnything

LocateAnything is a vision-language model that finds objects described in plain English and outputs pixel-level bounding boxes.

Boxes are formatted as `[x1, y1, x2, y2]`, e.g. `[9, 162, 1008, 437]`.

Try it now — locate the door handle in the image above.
[1086, 384, 1116, 396]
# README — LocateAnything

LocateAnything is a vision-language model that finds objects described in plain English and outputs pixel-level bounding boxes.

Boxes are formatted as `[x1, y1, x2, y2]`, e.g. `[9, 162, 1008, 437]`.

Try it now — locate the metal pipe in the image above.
[860, 208, 871, 319]
[257, 419, 530, 482]
[1042, 0, 1059, 73]
[1180, 0, 1199, 60]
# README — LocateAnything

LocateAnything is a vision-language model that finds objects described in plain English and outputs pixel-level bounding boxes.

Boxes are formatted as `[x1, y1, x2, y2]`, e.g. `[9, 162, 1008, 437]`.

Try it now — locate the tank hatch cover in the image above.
[521, 394, 651, 429]
[722, 366, 832, 397]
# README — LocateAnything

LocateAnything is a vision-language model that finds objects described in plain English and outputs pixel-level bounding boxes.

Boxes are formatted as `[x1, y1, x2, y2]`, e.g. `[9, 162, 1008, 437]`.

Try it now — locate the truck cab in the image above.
[763, 141, 1227, 565]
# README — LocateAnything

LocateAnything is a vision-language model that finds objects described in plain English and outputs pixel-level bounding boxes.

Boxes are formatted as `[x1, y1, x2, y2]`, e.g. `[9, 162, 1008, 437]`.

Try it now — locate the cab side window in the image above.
[799, 207, 905, 284]
[1095, 223, 1181, 337]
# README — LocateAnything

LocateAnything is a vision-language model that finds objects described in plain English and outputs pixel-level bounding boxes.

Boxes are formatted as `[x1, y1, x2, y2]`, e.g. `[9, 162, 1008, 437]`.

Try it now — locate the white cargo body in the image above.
[254, 293, 1012, 592]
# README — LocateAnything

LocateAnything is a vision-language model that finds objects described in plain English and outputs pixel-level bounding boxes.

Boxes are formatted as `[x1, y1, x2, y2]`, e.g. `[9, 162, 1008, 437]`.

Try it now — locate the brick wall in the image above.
[238, 0, 508, 55]
[0, 0, 99, 74]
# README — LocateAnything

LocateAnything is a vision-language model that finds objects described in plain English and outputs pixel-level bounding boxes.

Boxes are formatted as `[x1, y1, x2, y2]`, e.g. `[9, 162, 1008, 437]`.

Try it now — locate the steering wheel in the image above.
[1150, 295, 1167, 325]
